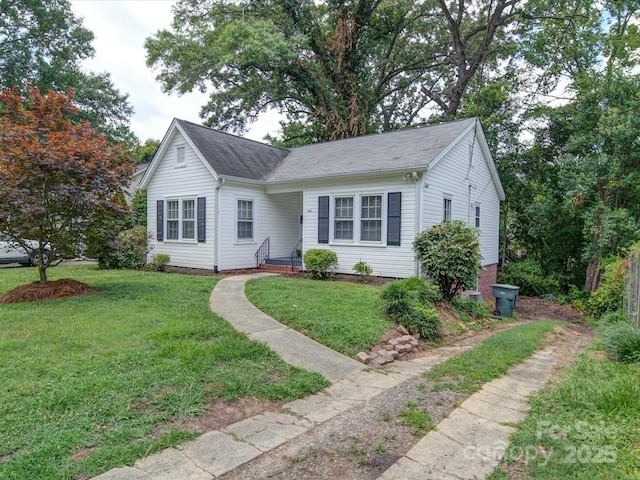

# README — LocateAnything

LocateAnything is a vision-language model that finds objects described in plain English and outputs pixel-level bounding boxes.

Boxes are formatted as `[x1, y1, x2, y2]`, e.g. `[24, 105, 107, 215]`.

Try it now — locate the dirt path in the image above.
[217, 322, 595, 480]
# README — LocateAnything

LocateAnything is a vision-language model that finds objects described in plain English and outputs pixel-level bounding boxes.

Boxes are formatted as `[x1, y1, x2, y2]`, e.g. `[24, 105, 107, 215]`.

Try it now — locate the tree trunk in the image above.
[584, 257, 602, 292]
[38, 264, 47, 285]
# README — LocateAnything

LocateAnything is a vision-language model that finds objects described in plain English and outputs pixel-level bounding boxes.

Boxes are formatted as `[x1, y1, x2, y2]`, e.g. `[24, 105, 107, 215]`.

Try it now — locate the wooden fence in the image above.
[624, 252, 640, 328]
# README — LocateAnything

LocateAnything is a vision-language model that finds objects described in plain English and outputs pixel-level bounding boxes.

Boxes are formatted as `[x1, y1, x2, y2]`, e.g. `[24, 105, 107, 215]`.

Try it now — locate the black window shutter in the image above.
[318, 196, 329, 244]
[156, 200, 164, 241]
[197, 197, 206, 242]
[387, 192, 401, 246]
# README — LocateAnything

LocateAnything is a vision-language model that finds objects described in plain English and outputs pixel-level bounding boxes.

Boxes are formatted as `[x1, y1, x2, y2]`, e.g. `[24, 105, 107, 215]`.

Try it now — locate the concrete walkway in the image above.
[94, 275, 563, 480]
[209, 273, 364, 383]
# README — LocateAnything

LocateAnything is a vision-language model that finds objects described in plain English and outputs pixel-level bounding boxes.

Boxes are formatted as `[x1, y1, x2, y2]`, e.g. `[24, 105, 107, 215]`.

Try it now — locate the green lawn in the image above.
[425, 320, 563, 394]
[245, 276, 392, 356]
[488, 349, 640, 480]
[0, 265, 328, 479]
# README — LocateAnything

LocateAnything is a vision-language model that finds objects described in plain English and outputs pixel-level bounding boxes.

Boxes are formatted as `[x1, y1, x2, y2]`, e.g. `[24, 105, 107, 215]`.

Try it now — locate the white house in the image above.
[140, 117, 505, 298]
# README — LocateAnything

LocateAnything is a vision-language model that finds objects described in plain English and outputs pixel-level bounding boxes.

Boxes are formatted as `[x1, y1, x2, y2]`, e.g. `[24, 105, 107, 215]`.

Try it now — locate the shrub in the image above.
[303, 248, 338, 280]
[498, 260, 561, 296]
[146, 253, 171, 272]
[353, 260, 373, 283]
[588, 256, 627, 317]
[380, 278, 442, 340]
[97, 226, 150, 270]
[602, 321, 640, 363]
[413, 220, 481, 300]
[599, 310, 630, 325]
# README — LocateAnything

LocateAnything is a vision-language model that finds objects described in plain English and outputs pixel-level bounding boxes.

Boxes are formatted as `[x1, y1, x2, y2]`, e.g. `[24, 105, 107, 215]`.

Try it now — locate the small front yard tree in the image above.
[413, 220, 481, 301]
[0, 86, 134, 284]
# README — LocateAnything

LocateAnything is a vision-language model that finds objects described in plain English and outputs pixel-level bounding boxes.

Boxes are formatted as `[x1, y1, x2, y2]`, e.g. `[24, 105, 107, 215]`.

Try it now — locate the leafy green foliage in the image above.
[0, 0, 135, 145]
[379, 278, 442, 340]
[353, 260, 372, 283]
[602, 321, 640, 364]
[587, 256, 627, 316]
[146, 253, 171, 272]
[303, 248, 338, 280]
[245, 276, 391, 356]
[413, 220, 481, 301]
[145, 0, 524, 143]
[131, 189, 148, 226]
[0, 266, 328, 478]
[96, 226, 149, 270]
[498, 260, 562, 296]
[133, 138, 160, 164]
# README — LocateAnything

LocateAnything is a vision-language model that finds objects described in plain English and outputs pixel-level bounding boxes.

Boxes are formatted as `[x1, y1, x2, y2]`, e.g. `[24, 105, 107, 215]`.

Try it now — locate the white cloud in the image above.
[70, 0, 280, 142]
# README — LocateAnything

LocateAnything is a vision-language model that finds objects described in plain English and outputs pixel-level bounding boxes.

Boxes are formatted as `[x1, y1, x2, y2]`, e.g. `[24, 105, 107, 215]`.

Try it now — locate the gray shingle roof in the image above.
[176, 119, 289, 181]
[267, 118, 476, 182]
[175, 117, 476, 183]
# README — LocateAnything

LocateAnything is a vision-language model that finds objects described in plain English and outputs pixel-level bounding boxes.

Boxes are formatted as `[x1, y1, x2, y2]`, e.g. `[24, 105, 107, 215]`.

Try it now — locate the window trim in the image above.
[164, 196, 198, 243]
[334, 196, 354, 242]
[360, 194, 383, 243]
[175, 145, 186, 167]
[236, 198, 255, 243]
[330, 193, 386, 245]
[474, 203, 481, 228]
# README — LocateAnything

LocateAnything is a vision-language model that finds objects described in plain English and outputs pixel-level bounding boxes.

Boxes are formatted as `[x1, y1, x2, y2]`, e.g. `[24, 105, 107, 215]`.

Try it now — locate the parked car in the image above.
[0, 238, 56, 267]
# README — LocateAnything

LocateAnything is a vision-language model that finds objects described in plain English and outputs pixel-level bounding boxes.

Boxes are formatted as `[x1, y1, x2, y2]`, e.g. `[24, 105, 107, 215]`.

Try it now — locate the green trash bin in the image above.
[490, 284, 520, 317]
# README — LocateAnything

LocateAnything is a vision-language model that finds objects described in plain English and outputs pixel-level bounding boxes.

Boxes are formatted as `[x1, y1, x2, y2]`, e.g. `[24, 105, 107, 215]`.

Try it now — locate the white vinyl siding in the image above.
[146, 129, 216, 270]
[422, 127, 501, 266]
[304, 176, 417, 278]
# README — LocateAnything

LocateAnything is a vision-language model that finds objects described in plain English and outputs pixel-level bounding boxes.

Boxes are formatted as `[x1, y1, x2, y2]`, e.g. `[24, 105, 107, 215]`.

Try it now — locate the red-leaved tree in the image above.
[0, 87, 134, 284]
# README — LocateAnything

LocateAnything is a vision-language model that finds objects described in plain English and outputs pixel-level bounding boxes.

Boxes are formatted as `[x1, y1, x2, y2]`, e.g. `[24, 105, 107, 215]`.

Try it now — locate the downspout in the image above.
[213, 177, 225, 272]
[415, 171, 425, 277]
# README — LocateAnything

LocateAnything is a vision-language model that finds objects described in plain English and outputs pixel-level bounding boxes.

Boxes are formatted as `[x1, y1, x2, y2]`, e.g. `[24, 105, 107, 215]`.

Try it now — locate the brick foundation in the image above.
[478, 263, 498, 300]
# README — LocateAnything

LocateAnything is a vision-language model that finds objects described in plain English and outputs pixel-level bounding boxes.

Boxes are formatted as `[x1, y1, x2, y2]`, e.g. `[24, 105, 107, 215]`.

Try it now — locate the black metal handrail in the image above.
[255, 237, 270, 268]
[290, 238, 302, 271]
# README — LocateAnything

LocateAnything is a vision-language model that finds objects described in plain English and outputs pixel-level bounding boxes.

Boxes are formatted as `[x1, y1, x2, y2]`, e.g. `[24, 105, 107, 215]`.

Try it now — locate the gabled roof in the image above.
[268, 118, 477, 182]
[176, 119, 289, 181]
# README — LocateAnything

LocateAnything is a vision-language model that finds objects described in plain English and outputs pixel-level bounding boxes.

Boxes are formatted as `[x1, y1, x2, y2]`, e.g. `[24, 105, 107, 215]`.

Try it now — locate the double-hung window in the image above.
[237, 200, 254, 240]
[165, 198, 196, 241]
[360, 195, 382, 242]
[182, 199, 195, 239]
[443, 197, 452, 221]
[334, 197, 354, 240]
[166, 200, 180, 240]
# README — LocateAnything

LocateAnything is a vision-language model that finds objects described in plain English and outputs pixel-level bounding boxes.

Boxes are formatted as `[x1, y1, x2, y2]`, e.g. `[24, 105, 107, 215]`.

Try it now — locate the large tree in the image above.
[146, 0, 528, 144]
[0, 0, 136, 145]
[0, 87, 134, 284]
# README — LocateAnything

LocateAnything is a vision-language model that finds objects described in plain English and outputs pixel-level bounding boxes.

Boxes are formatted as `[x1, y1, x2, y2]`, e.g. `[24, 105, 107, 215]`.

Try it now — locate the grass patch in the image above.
[399, 399, 434, 436]
[0, 265, 328, 479]
[245, 276, 392, 356]
[488, 353, 640, 479]
[425, 320, 562, 394]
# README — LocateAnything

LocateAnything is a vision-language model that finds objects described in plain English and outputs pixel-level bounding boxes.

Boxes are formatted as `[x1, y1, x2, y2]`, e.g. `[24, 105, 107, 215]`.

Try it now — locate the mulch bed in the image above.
[0, 279, 93, 304]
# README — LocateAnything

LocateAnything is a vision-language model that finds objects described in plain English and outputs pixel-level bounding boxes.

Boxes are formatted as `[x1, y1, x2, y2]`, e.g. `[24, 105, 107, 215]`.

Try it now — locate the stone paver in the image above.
[376, 345, 558, 480]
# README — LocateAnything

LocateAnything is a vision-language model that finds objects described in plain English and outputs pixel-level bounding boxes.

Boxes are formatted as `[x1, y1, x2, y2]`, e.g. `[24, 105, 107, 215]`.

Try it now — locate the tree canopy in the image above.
[0, 87, 134, 284]
[0, 0, 136, 145]
[146, 0, 527, 144]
